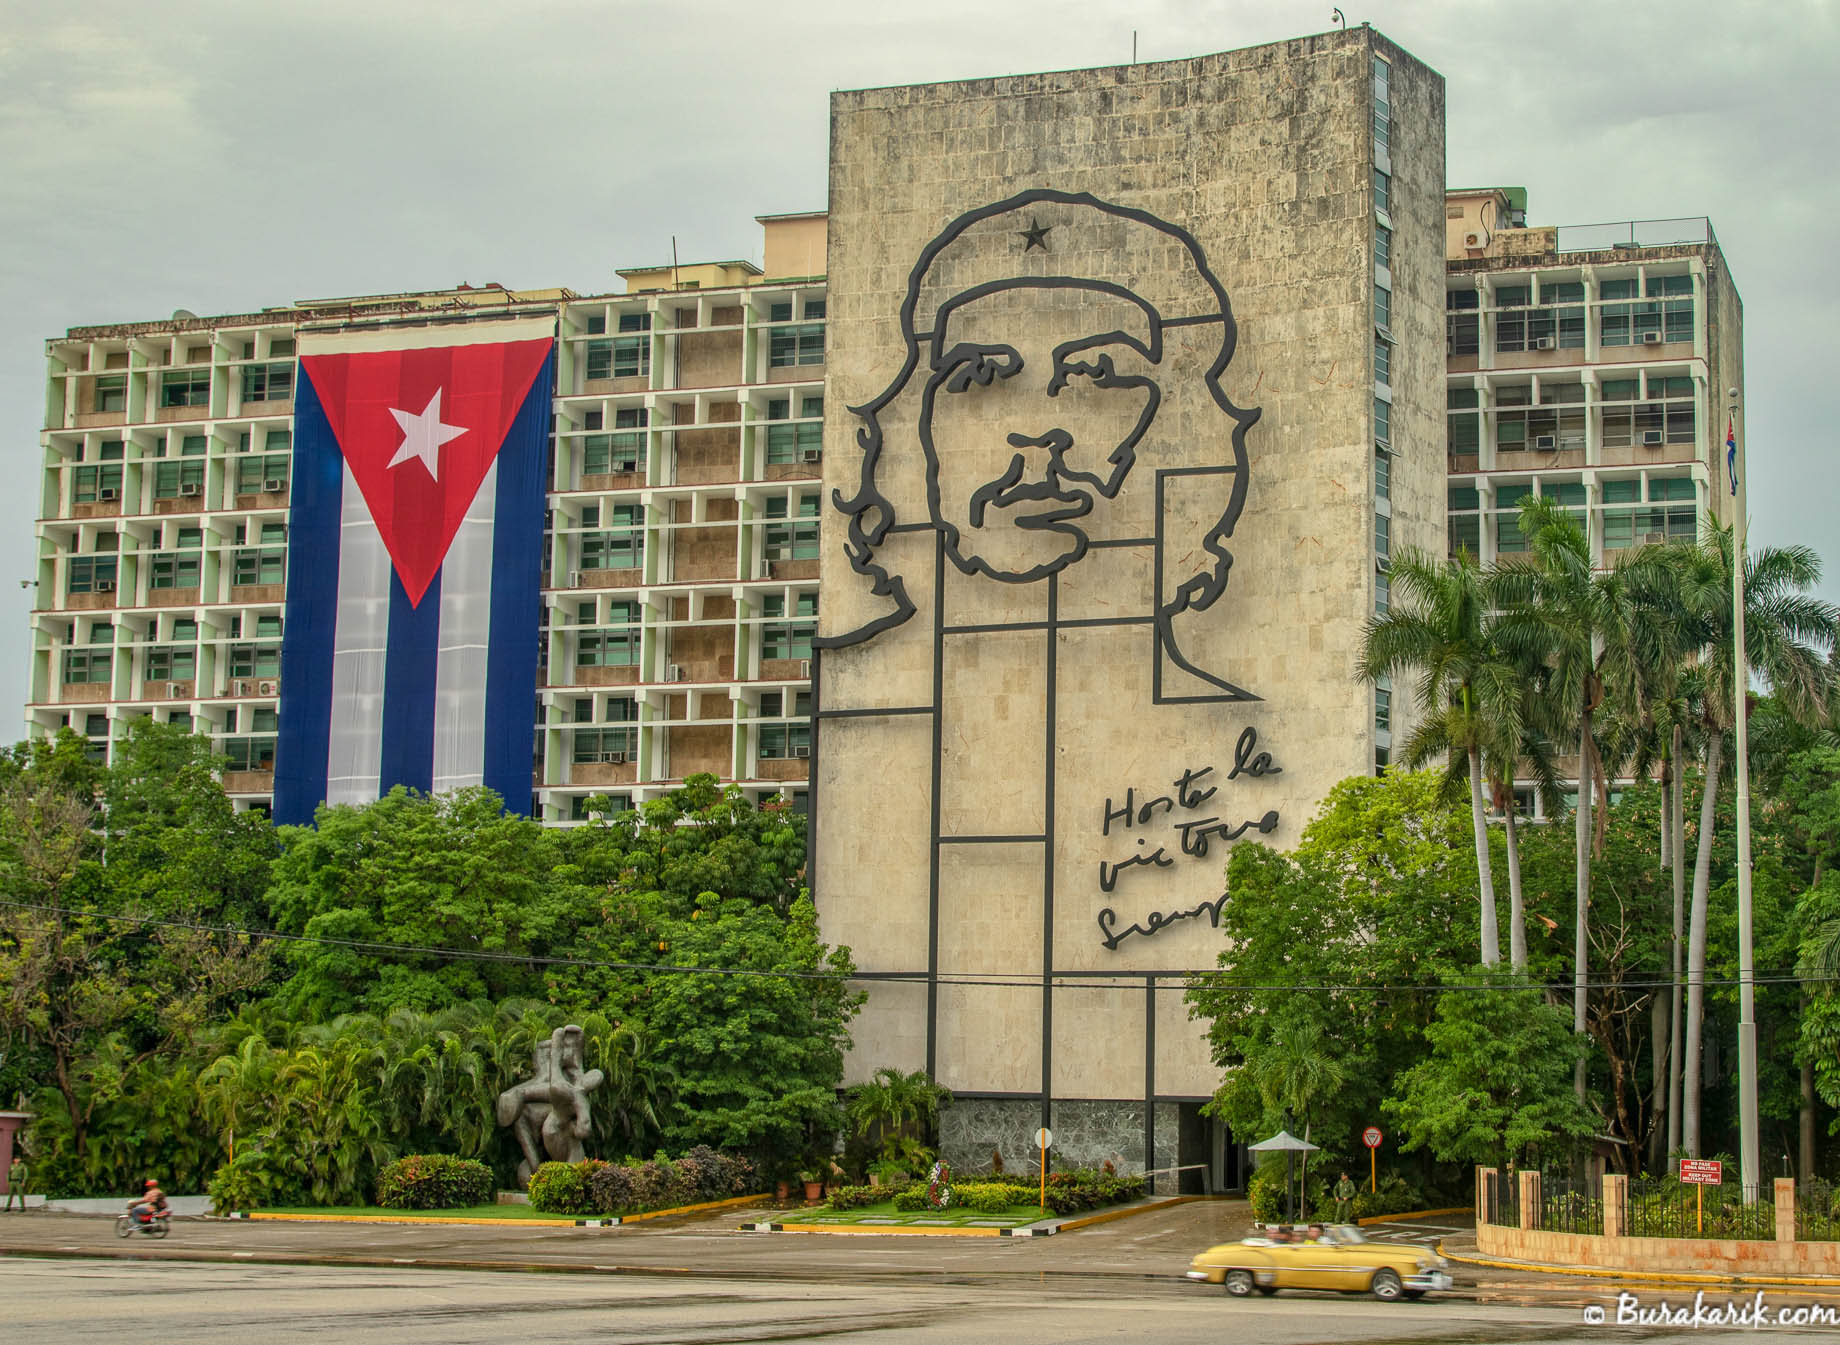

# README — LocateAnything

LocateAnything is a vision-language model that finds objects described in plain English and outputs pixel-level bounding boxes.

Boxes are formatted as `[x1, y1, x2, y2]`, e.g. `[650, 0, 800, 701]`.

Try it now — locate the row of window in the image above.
[61, 524, 288, 597]
[65, 429, 292, 464]
[1448, 379, 1698, 455]
[1447, 276, 1694, 356]
[89, 362, 293, 414]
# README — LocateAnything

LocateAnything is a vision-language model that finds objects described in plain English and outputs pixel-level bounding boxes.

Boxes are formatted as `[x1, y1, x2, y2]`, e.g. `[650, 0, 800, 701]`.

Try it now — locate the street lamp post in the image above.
[1730, 390, 1760, 1194]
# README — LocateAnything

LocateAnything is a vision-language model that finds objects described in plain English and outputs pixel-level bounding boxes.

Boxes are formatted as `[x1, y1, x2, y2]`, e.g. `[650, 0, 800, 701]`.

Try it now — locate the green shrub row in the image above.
[528, 1147, 758, 1216]
[881, 1170, 1138, 1215]
[825, 1181, 913, 1211]
[375, 1155, 496, 1210]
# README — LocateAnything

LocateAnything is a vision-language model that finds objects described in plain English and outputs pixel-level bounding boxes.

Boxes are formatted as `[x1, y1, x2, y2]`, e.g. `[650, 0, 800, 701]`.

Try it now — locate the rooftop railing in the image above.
[1555, 218, 1712, 254]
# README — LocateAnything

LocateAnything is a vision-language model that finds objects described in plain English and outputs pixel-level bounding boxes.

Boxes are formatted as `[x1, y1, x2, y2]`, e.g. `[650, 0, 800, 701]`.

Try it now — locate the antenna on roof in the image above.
[671, 237, 680, 291]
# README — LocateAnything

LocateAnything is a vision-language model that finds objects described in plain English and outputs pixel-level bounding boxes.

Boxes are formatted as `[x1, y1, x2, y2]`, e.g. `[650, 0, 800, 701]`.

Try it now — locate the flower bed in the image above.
[527, 1147, 756, 1217]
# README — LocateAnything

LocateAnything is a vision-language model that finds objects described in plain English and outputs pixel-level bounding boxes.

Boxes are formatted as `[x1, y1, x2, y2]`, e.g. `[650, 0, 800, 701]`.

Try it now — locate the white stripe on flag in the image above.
[432, 460, 498, 794]
[326, 464, 390, 805]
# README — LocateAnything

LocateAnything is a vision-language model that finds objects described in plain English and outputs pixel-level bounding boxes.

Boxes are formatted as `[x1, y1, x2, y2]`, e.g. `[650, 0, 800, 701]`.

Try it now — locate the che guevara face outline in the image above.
[918, 278, 1165, 584]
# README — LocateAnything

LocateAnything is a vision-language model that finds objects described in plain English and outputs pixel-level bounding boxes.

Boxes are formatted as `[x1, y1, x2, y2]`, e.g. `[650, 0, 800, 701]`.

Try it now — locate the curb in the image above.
[743, 1195, 1200, 1239]
[1438, 1240, 1840, 1290]
[232, 1192, 768, 1230]
[1357, 1206, 1472, 1226]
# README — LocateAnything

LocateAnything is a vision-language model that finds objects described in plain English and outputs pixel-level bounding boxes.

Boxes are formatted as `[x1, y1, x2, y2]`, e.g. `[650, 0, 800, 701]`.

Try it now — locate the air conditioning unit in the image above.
[763, 544, 788, 562]
[258, 680, 277, 696]
[234, 680, 253, 697]
[791, 745, 811, 759]
[1463, 231, 1485, 248]
[567, 570, 583, 588]
[1534, 435, 1557, 450]
[801, 447, 823, 463]
[1641, 430, 1665, 446]
[607, 751, 627, 765]
[179, 482, 202, 497]
[664, 663, 685, 683]
[93, 578, 116, 592]
[800, 659, 812, 678]
[98, 487, 120, 501]
[1641, 330, 1664, 344]
[1642, 532, 1668, 545]
[1533, 336, 1557, 351]
[166, 682, 184, 699]
[263, 479, 285, 493]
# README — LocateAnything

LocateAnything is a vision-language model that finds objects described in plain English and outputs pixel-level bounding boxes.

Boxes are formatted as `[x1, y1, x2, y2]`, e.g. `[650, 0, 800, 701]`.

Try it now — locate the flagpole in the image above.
[1730, 391, 1760, 1195]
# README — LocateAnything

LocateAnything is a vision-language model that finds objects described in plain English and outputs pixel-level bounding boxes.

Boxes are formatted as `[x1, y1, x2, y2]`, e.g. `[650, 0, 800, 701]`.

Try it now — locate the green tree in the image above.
[845, 1067, 952, 1170]
[1385, 978, 1592, 1168]
[1357, 548, 1517, 966]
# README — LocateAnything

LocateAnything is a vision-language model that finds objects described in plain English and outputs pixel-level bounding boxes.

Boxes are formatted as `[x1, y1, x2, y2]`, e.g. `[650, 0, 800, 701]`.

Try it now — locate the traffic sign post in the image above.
[1680, 1159, 1722, 1234]
[1035, 1128, 1053, 1211]
[1363, 1126, 1382, 1193]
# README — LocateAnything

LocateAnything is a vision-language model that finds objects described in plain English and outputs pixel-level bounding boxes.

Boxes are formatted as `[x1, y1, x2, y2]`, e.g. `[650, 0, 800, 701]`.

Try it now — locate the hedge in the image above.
[375, 1155, 496, 1210]
[529, 1148, 758, 1216]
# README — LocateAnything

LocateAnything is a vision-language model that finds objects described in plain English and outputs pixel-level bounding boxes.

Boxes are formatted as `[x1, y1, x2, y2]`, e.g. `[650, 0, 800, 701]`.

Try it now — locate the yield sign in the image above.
[301, 338, 551, 606]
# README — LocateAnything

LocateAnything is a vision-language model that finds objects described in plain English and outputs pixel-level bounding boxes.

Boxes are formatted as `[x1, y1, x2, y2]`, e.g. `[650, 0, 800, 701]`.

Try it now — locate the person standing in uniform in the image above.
[1334, 1170, 1357, 1224]
[4, 1154, 26, 1211]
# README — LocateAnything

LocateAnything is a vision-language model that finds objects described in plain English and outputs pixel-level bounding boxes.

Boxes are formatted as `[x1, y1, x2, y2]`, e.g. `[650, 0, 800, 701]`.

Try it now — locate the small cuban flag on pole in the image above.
[272, 318, 556, 825]
[1727, 415, 1739, 497]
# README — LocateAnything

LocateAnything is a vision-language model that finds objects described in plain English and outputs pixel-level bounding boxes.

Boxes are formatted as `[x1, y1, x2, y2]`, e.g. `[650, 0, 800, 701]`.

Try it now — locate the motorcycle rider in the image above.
[126, 1178, 169, 1228]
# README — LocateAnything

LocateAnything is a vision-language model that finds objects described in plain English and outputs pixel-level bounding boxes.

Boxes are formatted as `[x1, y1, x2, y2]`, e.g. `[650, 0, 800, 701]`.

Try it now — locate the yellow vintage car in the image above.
[1186, 1224, 1454, 1301]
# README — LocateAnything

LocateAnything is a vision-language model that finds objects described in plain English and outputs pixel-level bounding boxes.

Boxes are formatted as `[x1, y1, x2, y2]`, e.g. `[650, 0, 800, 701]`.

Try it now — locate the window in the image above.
[579, 503, 643, 571]
[615, 312, 650, 378]
[1599, 277, 1661, 347]
[572, 725, 637, 763]
[73, 463, 125, 503]
[146, 645, 196, 682]
[154, 458, 206, 498]
[228, 639, 281, 678]
[1374, 566, 1390, 615]
[161, 367, 210, 409]
[1373, 282, 1391, 332]
[1374, 684, 1392, 732]
[583, 407, 647, 475]
[1446, 289, 1479, 356]
[1373, 397, 1391, 448]
[768, 302, 825, 368]
[1372, 55, 1391, 153]
[222, 736, 276, 772]
[1548, 281, 1586, 349]
[149, 548, 201, 589]
[1447, 387, 1481, 456]
[577, 600, 641, 668]
[1374, 511, 1390, 561]
[1494, 284, 1531, 352]
[1374, 447, 1390, 501]
[1494, 382, 1532, 452]
[758, 690, 814, 759]
[269, 338, 295, 357]
[584, 341, 613, 381]
[764, 494, 820, 560]
[236, 453, 291, 494]
[233, 523, 287, 586]
[1372, 167, 1390, 215]
[761, 593, 817, 661]
[1495, 483, 1532, 552]
[66, 554, 119, 595]
[244, 362, 293, 401]
[95, 375, 127, 413]
[1374, 222, 1391, 271]
[63, 647, 112, 684]
[1449, 512, 1481, 556]
[1373, 332, 1391, 386]
[1648, 273, 1695, 343]
[99, 439, 126, 461]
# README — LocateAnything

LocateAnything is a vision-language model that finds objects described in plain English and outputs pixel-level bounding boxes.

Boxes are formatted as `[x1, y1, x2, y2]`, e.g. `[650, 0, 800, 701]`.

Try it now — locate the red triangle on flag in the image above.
[301, 338, 552, 606]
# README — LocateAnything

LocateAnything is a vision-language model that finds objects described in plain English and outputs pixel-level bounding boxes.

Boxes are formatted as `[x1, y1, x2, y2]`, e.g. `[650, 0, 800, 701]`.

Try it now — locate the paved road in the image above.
[8, 1256, 1834, 1343]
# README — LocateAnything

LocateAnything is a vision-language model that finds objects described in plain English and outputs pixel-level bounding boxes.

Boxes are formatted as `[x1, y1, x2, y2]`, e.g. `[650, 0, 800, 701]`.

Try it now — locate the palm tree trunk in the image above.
[1650, 993, 1669, 1174]
[1505, 802, 1527, 974]
[1469, 748, 1501, 967]
[1683, 729, 1724, 1159]
[1668, 724, 1686, 1164]
[1803, 1051, 1817, 1180]
[1574, 714, 1594, 1105]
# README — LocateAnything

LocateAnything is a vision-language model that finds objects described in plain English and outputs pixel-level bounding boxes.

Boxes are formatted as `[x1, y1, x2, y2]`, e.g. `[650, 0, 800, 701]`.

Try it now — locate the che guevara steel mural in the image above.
[816, 188, 1283, 953]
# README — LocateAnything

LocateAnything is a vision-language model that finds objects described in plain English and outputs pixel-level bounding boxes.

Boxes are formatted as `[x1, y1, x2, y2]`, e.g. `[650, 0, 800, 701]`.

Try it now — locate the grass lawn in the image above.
[252, 1203, 575, 1221]
[797, 1199, 1051, 1228]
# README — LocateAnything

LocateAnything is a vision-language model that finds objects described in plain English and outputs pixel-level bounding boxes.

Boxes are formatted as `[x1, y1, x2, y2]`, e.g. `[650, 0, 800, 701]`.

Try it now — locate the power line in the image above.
[0, 897, 1826, 996]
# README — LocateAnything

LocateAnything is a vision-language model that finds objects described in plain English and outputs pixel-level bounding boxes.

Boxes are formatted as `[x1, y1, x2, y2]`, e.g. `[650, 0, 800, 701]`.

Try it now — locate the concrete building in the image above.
[29, 214, 830, 822]
[1441, 190, 1742, 811]
[811, 27, 1445, 1184]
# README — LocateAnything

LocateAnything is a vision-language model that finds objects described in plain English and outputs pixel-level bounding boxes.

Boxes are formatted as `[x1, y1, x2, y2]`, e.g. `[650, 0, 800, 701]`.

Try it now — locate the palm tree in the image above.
[1673, 525, 1836, 1156]
[1486, 640, 1565, 975]
[1254, 1015, 1349, 1216]
[1358, 548, 1519, 967]
[845, 1068, 952, 1166]
[1494, 497, 1665, 1104]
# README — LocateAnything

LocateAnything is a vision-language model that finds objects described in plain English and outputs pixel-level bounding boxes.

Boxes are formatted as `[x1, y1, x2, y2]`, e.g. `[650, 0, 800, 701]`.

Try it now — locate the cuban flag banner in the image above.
[273, 319, 555, 824]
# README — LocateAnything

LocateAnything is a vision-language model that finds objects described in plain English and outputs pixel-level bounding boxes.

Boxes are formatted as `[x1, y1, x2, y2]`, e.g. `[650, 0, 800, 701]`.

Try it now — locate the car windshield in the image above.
[1328, 1226, 1369, 1245]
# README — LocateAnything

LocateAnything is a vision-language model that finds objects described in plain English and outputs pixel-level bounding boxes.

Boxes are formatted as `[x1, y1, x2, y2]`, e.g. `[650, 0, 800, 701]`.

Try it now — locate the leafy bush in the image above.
[580, 1150, 759, 1216]
[375, 1155, 495, 1210]
[892, 1186, 930, 1211]
[1035, 1169, 1146, 1216]
[1248, 1164, 1284, 1222]
[207, 1145, 307, 1215]
[588, 1162, 635, 1214]
[826, 1181, 913, 1211]
[952, 1182, 1037, 1213]
[528, 1161, 594, 1216]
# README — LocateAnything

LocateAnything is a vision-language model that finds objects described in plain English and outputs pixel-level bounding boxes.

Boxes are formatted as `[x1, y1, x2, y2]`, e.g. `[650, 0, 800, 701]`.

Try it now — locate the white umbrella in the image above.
[1249, 1130, 1320, 1222]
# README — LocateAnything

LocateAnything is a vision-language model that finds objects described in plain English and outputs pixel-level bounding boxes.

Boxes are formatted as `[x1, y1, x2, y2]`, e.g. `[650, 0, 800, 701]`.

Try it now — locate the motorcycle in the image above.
[115, 1208, 170, 1239]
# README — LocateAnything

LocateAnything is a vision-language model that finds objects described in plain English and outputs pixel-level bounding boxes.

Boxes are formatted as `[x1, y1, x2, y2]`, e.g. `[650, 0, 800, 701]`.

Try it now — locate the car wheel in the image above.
[1370, 1269, 1403, 1301]
[1224, 1269, 1255, 1297]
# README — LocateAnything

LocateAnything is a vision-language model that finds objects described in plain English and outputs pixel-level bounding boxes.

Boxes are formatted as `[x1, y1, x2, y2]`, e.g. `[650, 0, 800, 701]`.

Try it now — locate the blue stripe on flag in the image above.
[482, 349, 555, 816]
[273, 366, 344, 825]
[379, 569, 441, 796]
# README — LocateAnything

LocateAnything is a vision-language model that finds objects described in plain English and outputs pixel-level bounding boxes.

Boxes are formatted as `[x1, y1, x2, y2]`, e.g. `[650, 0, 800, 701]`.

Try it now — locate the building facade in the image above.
[30, 214, 830, 822]
[811, 27, 1446, 1183]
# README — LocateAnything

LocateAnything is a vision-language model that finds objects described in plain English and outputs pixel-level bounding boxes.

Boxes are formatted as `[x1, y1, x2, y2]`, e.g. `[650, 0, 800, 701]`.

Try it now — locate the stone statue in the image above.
[495, 1024, 605, 1188]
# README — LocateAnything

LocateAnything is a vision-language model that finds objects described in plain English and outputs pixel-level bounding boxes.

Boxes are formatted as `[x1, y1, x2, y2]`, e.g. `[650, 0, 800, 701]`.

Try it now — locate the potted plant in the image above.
[800, 1169, 825, 1202]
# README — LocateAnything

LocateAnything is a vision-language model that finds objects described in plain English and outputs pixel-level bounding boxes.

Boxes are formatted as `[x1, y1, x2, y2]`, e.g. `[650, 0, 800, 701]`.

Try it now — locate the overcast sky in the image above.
[2, 0, 1834, 723]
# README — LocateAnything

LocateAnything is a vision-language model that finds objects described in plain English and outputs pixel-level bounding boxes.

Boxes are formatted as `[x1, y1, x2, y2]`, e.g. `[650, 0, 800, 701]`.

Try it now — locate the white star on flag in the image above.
[387, 388, 467, 481]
